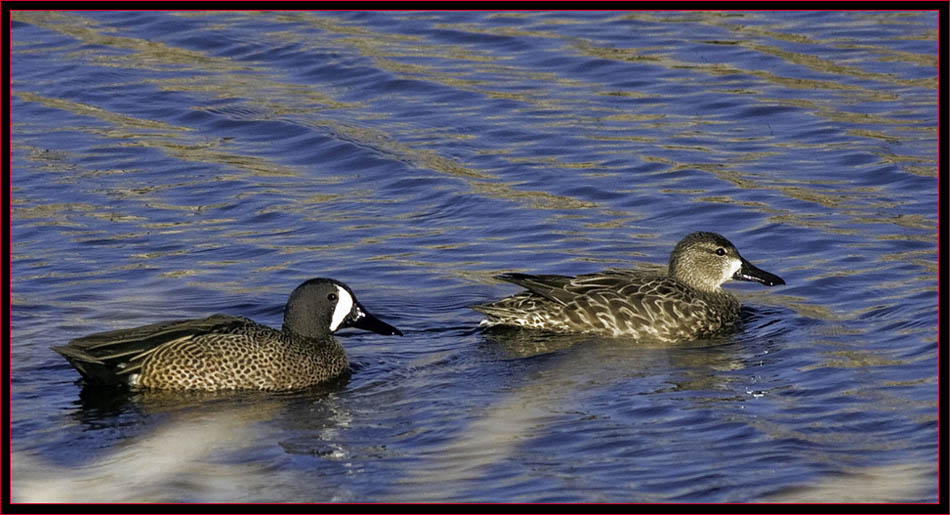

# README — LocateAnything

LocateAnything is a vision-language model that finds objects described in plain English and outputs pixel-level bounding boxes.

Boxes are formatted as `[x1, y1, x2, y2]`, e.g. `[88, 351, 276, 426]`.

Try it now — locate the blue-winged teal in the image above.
[53, 278, 402, 391]
[472, 232, 785, 342]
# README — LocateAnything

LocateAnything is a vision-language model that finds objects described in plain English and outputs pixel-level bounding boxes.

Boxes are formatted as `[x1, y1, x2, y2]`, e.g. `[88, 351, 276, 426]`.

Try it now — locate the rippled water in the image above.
[11, 11, 938, 503]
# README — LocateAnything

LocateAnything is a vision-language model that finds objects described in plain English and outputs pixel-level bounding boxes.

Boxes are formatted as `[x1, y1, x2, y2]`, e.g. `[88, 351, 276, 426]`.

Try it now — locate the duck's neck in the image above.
[670, 268, 720, 294]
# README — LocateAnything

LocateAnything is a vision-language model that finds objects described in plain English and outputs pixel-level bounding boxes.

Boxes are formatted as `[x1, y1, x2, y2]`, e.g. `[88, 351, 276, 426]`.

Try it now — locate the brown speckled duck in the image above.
[53, 278, 402, 391]
[472, 232, 784, 342]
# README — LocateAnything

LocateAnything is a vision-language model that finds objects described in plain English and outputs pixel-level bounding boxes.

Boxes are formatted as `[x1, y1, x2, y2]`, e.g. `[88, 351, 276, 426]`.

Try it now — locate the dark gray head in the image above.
[667, 232, 785, 293]
[282, 278, 403, 339]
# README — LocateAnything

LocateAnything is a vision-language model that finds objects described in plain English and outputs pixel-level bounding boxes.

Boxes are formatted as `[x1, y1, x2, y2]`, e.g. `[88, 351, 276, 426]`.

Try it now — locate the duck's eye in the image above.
[715, 248, 726, 256]
[327, 293, 338, 302]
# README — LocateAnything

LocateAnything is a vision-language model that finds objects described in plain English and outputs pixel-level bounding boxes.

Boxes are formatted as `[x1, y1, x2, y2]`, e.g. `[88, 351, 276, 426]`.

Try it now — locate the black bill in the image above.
[346, 304, 403, 336]
[733, 259, 785, 287]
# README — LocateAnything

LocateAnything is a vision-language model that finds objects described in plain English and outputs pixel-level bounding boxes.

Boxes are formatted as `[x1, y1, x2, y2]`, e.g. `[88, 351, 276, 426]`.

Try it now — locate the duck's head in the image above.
[668, 232, 785, 293]
[283, 278, 403, 339]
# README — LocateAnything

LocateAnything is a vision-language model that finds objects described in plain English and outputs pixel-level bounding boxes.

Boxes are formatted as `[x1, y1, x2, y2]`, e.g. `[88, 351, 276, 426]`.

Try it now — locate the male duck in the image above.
[53, 278, 402, 391]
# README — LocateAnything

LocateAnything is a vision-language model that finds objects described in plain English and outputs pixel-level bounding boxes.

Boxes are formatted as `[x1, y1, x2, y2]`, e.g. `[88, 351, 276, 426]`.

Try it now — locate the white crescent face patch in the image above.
[724, 257, 742, 285]
[329, 285, 355, 332]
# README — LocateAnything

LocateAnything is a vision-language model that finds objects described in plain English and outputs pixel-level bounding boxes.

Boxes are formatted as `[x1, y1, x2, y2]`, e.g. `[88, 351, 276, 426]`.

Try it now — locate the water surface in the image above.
[11, 10, 938, 503]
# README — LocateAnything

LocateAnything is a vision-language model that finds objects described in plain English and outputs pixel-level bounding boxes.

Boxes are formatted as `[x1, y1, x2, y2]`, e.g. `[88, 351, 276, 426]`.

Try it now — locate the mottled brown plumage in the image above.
[53, 278, 402, 391]
[473, 232, 784, 342]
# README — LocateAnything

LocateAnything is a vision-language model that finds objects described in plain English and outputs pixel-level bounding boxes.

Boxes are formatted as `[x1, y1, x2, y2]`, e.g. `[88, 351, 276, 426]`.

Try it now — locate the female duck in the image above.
[473, 232, 784, 342]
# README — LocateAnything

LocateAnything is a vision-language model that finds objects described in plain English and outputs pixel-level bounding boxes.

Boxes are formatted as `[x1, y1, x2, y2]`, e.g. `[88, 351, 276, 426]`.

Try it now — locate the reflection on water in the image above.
[395, 335, 748, 501]
[760, 463, 937, 503]
[13, 409, 272, 503]
[12, 10, 937, 503]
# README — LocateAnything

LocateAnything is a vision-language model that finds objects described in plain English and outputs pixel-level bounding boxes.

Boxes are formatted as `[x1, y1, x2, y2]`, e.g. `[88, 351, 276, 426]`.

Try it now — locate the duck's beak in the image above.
[734, 258, 785, 287]
[346, 303, 403, 336]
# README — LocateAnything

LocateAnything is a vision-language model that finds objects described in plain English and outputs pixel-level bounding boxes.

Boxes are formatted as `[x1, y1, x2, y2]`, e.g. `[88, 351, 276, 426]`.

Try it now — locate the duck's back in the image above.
[53, 314, 348, 391]
[475, 270, 742, 341]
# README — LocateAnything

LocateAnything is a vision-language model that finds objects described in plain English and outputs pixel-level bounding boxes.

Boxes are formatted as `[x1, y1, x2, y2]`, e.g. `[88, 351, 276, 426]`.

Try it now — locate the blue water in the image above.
[11, 11, 938, 503]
